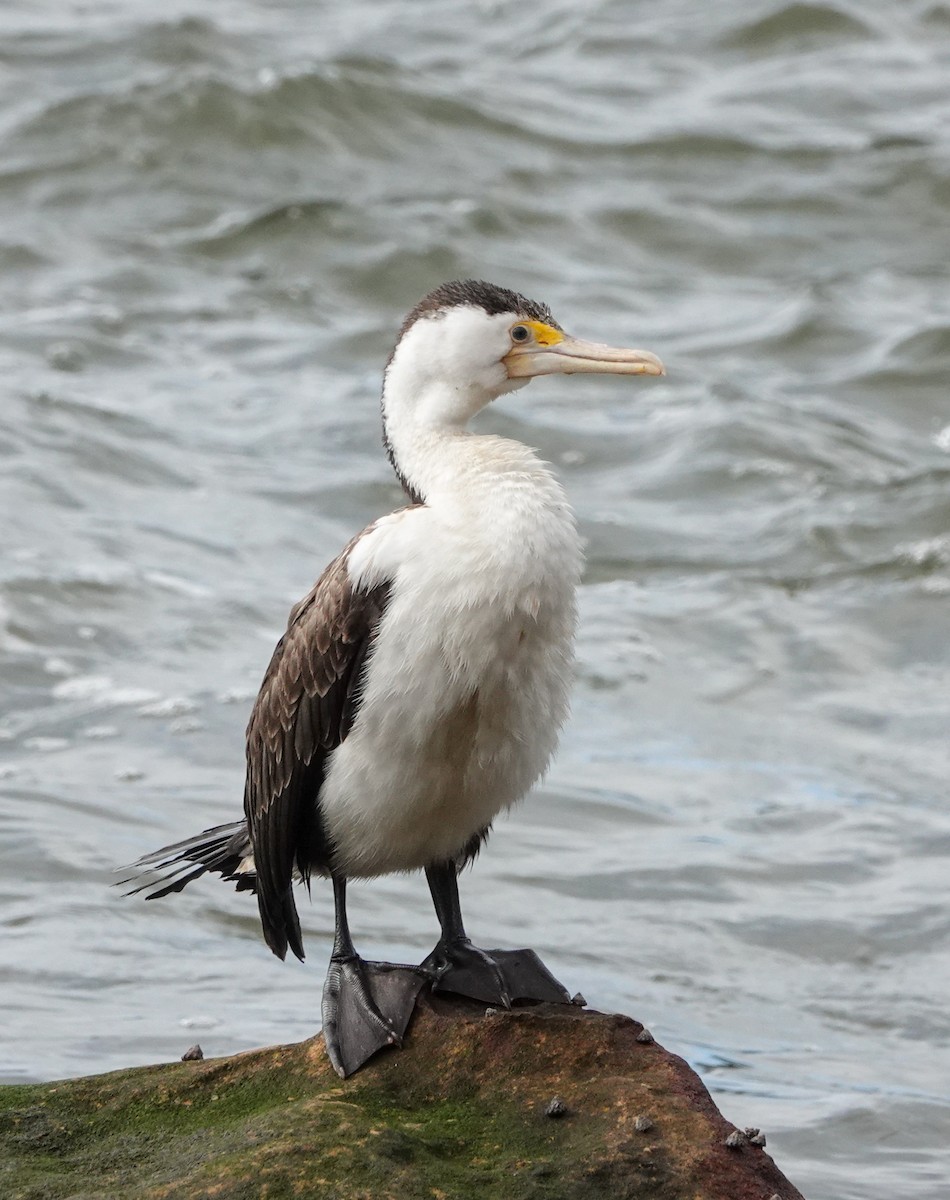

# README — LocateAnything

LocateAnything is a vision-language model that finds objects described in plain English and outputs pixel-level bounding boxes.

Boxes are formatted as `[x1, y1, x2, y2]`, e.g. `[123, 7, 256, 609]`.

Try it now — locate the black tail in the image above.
[119, 820, 255, 900]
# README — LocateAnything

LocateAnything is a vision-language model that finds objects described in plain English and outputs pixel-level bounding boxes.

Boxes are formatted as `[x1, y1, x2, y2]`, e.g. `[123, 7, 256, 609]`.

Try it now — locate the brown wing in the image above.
[244, 537, 391, 962]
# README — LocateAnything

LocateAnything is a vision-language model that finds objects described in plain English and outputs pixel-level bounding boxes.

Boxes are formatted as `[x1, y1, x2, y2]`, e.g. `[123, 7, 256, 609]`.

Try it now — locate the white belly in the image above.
[318, 477, 582, 878]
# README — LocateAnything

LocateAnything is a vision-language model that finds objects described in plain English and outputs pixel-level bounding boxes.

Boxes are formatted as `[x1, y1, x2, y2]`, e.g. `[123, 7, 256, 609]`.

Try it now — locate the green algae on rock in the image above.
[0, 994, 805, 1200]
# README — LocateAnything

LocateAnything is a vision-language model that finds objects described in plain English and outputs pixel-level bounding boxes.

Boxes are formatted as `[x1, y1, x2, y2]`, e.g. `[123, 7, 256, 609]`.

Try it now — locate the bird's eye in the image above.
[510, 324, 530, 343]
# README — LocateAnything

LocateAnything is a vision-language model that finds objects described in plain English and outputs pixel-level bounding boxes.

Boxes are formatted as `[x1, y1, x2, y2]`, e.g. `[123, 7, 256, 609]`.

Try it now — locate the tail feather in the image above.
[119, 820, 255, 900]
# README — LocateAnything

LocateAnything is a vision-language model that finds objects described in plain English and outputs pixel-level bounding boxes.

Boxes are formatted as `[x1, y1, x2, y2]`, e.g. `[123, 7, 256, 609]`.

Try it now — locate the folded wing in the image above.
[245, 539, 392, 962]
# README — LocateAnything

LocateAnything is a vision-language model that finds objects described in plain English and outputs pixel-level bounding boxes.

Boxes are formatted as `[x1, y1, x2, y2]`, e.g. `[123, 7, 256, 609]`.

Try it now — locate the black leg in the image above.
[425, 859, 468, 944]
[321, 874, 427, 1078]
[421, 860, 573, 1006]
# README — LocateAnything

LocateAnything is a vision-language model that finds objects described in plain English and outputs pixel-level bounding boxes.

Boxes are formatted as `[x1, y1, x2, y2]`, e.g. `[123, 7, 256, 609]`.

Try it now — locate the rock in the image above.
[545, 1095, 569, 1118]
[0, 992, 804, 1199]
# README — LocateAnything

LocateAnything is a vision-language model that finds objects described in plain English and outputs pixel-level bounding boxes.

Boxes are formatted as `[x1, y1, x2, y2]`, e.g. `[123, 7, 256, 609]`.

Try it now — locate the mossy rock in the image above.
[0, 994, 804, 1199]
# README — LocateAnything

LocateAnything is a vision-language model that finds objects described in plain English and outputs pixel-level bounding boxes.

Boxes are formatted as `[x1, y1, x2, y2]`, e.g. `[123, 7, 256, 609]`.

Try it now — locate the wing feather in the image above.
[244, 536, 391, 962]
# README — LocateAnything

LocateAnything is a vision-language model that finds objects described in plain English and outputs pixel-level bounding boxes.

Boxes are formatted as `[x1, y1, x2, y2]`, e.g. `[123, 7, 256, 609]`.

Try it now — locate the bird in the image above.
[124, 279, 664, 1078]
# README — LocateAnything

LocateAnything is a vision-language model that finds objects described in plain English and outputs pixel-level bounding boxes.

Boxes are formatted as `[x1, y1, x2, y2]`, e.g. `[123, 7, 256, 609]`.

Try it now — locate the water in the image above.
[1, 2, 949, 1195]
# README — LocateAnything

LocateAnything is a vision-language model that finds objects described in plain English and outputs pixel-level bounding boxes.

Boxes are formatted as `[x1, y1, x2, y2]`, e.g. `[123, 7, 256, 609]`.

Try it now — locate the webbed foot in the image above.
[421, 938, 571, 1007]
[321, 956, 428, 1078]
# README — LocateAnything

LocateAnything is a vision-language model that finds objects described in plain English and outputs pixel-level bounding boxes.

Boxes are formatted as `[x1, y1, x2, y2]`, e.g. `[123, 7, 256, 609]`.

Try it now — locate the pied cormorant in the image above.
[126, 279, 664, 1077]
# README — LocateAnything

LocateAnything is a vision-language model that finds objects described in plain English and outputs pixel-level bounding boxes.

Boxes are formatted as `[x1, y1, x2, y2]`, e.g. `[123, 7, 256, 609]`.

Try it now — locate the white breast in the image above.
[318, 436, 583, 878]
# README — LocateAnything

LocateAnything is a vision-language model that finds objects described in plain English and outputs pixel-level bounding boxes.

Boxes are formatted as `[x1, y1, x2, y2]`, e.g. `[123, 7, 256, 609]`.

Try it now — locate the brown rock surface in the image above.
[0, 992, 806, 1199]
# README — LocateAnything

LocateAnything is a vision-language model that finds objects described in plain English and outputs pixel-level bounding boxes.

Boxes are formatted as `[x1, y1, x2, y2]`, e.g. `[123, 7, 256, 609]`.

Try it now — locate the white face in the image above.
[382, 300, 665, 433]
[385, 306, 529, 428]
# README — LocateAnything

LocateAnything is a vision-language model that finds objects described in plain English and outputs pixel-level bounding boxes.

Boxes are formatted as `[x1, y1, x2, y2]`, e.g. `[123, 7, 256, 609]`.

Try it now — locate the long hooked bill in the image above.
[505, 332, 665, 379]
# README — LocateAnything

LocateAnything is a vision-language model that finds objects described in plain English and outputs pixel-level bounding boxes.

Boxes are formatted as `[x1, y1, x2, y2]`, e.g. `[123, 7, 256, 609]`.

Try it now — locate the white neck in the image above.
[381, 317, 530, 504]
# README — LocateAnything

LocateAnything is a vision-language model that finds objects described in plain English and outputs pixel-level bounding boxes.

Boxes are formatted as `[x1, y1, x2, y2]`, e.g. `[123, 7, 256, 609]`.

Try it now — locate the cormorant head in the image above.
[383, 279, 664, 429]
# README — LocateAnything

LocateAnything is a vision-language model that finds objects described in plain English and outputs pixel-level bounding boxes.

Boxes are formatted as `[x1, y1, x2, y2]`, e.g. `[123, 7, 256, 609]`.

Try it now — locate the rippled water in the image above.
[2, 2, 949, 1196]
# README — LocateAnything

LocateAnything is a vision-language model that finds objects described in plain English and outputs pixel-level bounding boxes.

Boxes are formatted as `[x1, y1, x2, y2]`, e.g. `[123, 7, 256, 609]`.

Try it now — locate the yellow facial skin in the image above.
[517, 320, 565, 347]
[504, 320, 665, 379]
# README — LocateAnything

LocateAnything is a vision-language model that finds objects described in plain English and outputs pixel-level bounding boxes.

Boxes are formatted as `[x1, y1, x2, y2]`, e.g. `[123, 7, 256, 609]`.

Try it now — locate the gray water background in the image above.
[1, 2, 949, 1196]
